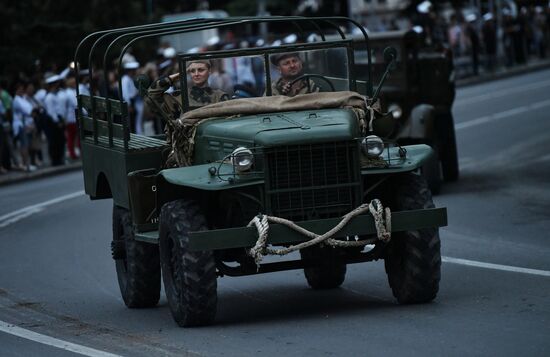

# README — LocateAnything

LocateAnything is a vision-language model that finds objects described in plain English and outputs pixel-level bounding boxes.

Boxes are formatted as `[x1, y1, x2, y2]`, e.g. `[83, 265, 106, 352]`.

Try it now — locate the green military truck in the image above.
[75, 17, 447, 327]
[355, 30, 458, 192]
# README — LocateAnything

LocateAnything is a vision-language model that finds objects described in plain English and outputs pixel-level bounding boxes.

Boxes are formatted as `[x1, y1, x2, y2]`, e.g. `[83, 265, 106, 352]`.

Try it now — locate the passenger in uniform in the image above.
[270, 53, 319, 97]
[146, 59, 228, 124]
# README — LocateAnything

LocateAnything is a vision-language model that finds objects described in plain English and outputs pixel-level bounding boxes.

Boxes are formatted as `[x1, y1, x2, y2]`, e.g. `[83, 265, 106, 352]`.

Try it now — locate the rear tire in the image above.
[112, 206, 160, 308]
[159, 199, 217, 327]
[300, 246, 346, 289]
[384, 173, 441, 303]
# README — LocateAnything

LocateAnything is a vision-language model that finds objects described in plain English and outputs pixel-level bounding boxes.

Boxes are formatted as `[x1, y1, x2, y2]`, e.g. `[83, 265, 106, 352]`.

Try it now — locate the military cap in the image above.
[270, 52, 301, 66]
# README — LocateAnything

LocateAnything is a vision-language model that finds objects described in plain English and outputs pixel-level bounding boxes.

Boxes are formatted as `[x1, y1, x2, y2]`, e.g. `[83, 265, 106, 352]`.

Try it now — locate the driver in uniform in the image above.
[270, 53, 319, 97]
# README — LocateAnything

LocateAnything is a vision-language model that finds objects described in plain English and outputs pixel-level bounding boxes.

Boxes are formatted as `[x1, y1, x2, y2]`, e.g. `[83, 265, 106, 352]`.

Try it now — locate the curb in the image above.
[455, 60, 550, 87]
[0, 162, 82, 187]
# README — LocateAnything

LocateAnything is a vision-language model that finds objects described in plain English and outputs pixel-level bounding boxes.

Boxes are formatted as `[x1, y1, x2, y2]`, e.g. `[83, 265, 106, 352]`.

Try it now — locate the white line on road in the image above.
[0, 320, 121, 357]
[455, 98, 550, 130]
[443, 256, 550, 277]
[0, 190, 84, 228]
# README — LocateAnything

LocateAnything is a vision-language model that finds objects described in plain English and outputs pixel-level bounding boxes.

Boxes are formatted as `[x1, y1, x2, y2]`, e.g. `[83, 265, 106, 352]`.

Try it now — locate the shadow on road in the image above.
[214, 284, 396, 326]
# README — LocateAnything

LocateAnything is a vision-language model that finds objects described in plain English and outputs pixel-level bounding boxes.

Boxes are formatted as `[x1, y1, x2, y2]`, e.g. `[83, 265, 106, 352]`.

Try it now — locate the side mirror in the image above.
[133, 74, 151, 97]
[383, 47, 397, 70]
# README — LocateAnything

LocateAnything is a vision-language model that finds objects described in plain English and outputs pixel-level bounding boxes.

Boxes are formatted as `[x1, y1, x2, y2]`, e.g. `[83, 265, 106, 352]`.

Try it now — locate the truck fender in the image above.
[398, 104, 436, 141]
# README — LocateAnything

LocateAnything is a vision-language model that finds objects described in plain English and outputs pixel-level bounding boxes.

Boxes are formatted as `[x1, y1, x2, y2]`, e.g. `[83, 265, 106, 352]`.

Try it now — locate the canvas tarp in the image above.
[168, 91, 371, 166]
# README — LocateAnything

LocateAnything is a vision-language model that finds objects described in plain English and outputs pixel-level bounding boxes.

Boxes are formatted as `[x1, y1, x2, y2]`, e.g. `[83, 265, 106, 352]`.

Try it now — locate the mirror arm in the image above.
[371, 57, 394, 104]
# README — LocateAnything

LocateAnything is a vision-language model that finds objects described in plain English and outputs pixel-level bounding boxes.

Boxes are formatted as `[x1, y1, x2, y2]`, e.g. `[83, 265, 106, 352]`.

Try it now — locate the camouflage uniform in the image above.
[271, 77, 320, 97]
[188, 86, 229, 107]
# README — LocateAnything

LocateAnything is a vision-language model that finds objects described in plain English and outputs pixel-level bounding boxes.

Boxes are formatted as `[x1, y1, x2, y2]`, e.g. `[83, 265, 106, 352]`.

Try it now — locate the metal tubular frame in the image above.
[74, 16, 373, 150]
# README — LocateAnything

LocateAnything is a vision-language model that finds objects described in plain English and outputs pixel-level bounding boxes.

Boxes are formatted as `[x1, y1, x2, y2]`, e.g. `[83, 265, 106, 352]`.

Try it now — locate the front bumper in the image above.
[187, 207, 447, 251]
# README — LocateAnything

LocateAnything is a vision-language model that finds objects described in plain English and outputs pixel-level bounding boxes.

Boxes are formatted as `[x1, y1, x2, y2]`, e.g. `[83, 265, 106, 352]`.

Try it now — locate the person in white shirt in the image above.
[44, 75, 66, 166]
[121, 61, 144, 134]
[11, 81, 36, 171]
[64, 76, 80, 160]
[23, 82, 44, 167]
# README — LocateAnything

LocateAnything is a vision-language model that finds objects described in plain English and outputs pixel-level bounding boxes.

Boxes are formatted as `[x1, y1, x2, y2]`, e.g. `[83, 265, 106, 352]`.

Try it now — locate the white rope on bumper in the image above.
[247, 199, 391, 265]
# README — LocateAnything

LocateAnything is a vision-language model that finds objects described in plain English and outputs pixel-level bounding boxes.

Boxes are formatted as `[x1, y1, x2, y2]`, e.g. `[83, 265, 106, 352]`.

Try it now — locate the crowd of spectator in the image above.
[410, 2, 550, 76]
[0, 72, 84, 174]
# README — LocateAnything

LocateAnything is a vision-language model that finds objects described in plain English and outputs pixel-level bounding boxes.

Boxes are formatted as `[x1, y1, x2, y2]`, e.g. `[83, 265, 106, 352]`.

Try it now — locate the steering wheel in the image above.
[288, 74, 336, 92]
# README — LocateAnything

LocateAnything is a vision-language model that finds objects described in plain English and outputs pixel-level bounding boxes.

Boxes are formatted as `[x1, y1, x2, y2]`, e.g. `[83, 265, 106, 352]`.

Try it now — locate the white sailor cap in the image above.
[483, 12, 494, 21]
[283, 33, 298, 44]
[307, 33, 318, 43]
[412, 26, 424, 34]
[123, 61, 140, 70]
[59, 67, 71, 79]
[163, 47, 176, 59]
[206, 36, 220, 46]
[465, 13, 477, 22]
[417, 1, 432, 14]
[45, 74, 61, 84]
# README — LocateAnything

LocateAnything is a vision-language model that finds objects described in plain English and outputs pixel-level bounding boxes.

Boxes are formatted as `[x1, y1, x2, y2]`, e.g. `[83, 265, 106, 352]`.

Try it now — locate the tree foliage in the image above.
[0, 0, 348, 83]
[0, 0, 147, 83]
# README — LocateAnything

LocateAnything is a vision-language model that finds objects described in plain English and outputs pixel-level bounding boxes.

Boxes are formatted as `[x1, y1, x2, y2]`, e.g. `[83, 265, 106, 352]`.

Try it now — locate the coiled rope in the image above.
[247, 199, 391, 265]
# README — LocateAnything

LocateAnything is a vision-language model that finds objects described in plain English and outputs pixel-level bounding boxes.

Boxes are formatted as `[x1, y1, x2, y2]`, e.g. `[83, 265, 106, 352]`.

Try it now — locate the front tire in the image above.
[112, 206, 160, 308]
[384, 173, 441, 304]
[159, 199, 217, 327]
[435, 110, 459, 182]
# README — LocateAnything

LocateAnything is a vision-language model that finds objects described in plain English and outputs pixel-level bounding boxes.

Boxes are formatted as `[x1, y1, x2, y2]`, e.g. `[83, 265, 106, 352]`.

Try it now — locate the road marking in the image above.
[0, 190, 84, 228]
[455, 98, 550, 130]
[455, 78, 550, 106]
[0, 320, 121, 357]
[443, 256, 550, 277]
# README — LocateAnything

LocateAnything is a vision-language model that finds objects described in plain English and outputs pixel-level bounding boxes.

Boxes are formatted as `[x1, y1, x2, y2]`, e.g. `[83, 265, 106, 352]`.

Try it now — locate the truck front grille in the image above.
[265, 141, 361, 221]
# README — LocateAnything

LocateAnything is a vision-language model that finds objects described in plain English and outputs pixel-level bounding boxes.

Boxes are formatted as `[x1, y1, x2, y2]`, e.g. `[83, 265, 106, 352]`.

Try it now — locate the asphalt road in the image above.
[1, 70, 549, 356]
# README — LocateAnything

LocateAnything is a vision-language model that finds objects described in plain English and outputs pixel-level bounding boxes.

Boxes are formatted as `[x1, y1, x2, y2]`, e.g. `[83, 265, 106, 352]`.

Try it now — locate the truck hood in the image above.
[195, 108, 360, 147]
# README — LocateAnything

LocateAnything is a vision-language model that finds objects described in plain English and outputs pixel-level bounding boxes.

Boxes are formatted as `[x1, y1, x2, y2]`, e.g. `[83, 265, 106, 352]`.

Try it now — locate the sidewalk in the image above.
[0, 161, 82, 187]
[2, 57, 550, 187]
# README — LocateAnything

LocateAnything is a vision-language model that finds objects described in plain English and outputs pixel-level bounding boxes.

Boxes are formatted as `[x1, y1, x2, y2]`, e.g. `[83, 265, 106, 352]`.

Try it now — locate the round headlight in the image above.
[361, 135, 385, 158]
[388, 103, 402, 119]
[231, 147, 254, 172]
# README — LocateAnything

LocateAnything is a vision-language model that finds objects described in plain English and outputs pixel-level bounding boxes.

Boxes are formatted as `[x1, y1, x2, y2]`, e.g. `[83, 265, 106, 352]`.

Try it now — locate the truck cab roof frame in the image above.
[75, 16, 372, 98]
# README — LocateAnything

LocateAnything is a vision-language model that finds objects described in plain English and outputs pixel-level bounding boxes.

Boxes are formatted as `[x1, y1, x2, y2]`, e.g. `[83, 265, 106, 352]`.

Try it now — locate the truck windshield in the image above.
[179, 44, 353, 110]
